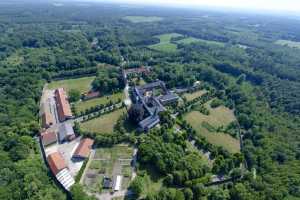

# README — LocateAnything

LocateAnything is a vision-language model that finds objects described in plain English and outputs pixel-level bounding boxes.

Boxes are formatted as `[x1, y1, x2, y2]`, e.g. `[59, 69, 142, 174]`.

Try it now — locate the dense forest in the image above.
[0, 0, 300, 200]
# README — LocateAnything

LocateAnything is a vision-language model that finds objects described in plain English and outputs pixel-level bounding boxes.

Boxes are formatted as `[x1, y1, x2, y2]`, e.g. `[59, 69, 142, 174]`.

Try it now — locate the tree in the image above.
[208, 188, 230, 200]
[183, 188, 194, 200]
[69, 89, 81, 102]
[70, 184, 96, 200]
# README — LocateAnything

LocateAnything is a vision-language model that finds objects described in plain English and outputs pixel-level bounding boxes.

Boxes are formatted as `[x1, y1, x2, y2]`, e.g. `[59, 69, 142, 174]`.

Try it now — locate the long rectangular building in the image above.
[55, 88, 72, 122]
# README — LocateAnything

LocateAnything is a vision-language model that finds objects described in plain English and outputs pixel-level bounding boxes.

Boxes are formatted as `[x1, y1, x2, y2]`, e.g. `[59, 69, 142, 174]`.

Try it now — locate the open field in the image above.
[47, 76, 95, 94]
[275, 40, 300, 49]
[148, 33, 182, 53]
[83, 145, 133, 194]
[81, 108, 126, 133]
[176, 37, 225, 46]
[124, 16, 163, 23]
[183, 90, 207, 101]
[75, 92, 124, 112]
[184, 101, 240, 153]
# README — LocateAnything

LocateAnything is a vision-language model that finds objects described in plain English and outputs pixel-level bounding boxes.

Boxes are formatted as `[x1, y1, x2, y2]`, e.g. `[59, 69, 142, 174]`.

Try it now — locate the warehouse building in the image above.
[55, 88, 73, 122]
[72, 138, 94, 160]
[58, 123, 75, 143]
[40, 131, 57, 147]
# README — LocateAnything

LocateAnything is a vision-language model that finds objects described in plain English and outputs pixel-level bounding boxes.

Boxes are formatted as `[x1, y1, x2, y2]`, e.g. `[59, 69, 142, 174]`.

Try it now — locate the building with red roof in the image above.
[55, 88, 72, 122]
[41, 131, 57, 146]
[72, 138, 94, 159]
[47, 152, 67, 175]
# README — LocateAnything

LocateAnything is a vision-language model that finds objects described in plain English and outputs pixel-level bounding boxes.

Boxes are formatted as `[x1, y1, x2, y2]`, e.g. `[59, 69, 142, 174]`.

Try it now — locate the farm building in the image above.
[158, 93, 179, 105]
[83, 91, 100, 100]
[58, 123, 75, 143]
[103, 177, 112, 189]
[55, 88, 73, 122]
[47, 152, 75, 190]
[40, 131, 57, 146]
[72, 138, 94, 160]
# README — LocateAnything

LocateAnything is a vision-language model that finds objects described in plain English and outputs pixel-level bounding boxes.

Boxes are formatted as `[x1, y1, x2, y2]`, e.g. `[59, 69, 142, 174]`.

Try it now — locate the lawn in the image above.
[275, 40, 300, 49]
[80, 108, 126, 133]
[75, 92, 124, 112]
[148, 33, 182, 53]
[47, 76, 95, 94]
[124, 16, 163, 23]
[183, 90, 207, 101]
[184, 101, 240, 153]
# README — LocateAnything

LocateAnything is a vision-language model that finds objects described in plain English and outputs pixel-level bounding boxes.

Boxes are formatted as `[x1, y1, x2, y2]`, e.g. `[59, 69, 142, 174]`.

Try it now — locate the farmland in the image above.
[83, 145, 134, 194]
[123, 16, 163, 23]
[47, 76, 95, 94]
[80, 108, 126, 133]
[184, 101, 240, 153]
[75, 92, 124, 112]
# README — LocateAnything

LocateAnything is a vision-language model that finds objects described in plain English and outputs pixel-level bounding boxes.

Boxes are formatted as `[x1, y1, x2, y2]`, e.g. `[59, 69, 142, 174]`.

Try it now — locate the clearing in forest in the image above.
[80, 108, 126, 133]
[275, 40, 300, 49]
[47, 76, 95, 94]
[176, 37, 225, 46]
[183, 90, 207, 101]
[75, 92, 124, 112]
[148, 33, 182, 53]
[123, 16, 163, 23]
[184, 100, 240, 153]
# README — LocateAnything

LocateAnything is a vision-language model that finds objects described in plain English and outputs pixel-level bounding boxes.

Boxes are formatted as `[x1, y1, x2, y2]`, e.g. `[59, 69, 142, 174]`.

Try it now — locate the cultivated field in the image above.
[75, 92, 124, 112]
[275, 40, 300, 49]
[148, 33, 182, 53]
[184, 101, 240, 153]
[124, 16, 163, 23]
[183, 90, 207, 101]
[81, 108, 126, 133]
[47, 76, 95, 94]
[83, 145, 133, 194]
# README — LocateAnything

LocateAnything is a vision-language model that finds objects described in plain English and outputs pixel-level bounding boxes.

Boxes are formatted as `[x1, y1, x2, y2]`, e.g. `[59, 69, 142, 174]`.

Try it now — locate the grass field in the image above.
[183, 90, 207, 101]
[124, 16, 163, 23]
[184, 101, 240, 153]
[47, 76, 95, 94]
[148, 33, 182, 53]
[81, 108, 126, 133]
[275, 40, 300, 49]
[176, 37, 225, 46]
[75, 92, 124, 112]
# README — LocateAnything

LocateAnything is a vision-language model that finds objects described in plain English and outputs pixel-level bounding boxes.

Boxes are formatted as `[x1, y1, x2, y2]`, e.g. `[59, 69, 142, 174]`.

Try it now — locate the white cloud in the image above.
[96, 0, 300, 12]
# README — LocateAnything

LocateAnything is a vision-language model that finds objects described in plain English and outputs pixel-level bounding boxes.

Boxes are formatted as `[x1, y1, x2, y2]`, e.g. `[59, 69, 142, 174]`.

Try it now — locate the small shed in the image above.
[58, 123, 75, 143]
[113, 175, 122, 191]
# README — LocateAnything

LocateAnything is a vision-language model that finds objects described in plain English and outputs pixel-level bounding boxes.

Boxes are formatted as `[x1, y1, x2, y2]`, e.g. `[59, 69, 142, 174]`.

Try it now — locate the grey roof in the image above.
[159, 93, 179, 104]
[139, 115, 160, 130]
[58, 123, 74, 142]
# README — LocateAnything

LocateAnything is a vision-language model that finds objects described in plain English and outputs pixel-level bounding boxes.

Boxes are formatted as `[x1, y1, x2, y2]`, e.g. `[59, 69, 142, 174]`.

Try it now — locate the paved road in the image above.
[124, 83, 132, 107]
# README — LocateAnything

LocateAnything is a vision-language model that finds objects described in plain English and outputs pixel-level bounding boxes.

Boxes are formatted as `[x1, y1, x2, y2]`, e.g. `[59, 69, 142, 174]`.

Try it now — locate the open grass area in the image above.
[124, 16, 163, 23]
[176, 37, 225, 46]
[183, 90, 207, 101]
[184, 101, 240, 153]
[275, 40, 300, 49]
[47, 76, 95, 94]
[75, 92, 124, 112]
[81, 108, 126, 133]
[148, 33, 182, 53]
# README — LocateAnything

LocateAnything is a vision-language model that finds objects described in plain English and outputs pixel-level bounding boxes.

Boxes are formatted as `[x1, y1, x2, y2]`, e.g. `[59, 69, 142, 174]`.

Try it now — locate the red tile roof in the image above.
[47, 152, 67, 175]
[73, 138, 94, 159]
[41, 131, 57, 146]
[55, 88, 72, 121]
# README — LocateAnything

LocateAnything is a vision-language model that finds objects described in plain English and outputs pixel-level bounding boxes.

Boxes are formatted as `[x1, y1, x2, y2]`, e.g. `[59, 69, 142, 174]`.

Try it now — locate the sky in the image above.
[81, 0, 300, 13]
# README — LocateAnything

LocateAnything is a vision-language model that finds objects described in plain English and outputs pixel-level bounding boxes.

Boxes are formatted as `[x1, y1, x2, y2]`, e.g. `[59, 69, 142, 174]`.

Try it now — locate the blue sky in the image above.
[81, 0, 300, 13]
